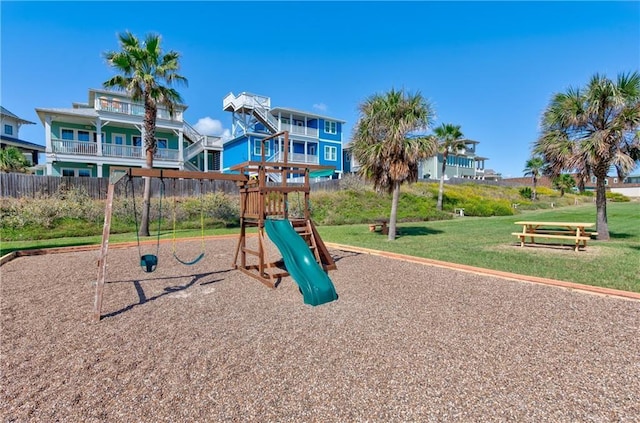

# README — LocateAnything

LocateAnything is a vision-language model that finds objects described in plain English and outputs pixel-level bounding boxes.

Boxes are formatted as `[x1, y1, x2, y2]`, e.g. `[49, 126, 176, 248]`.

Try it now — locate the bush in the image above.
[606, 192, 630, 202]
[519, 187, 532, 199]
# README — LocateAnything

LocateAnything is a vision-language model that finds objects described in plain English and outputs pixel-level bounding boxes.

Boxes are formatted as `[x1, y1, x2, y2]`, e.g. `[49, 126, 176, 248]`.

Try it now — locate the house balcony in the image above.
[51, 139, 180, 161]
[279, 123, 318, 138]
[271, 151, 319, 165]
[94, 97, 183, 121]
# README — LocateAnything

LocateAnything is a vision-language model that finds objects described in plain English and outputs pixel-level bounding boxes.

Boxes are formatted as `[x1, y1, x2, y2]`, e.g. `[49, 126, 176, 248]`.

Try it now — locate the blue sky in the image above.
[2, 1, 638, 177]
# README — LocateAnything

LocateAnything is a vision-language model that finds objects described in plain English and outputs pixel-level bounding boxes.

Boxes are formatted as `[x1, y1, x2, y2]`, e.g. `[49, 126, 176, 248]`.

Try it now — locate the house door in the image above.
[113, 134, 125, 157]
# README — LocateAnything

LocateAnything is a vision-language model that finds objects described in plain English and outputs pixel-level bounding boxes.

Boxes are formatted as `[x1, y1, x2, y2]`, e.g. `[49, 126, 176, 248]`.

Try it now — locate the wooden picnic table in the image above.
[512, 221, 596, 251]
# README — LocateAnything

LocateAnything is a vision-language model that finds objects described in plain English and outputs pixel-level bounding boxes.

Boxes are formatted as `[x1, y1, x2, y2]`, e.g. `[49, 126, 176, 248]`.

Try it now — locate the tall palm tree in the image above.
[523, 156, 545, 200]
[552, 173, 576, 197]
[432, 123, 466, 211]
[534, 71, 640, 240]
[0, 146, 30, 173]
[103, 31, 187, 236]
[351, 89, 437, 240]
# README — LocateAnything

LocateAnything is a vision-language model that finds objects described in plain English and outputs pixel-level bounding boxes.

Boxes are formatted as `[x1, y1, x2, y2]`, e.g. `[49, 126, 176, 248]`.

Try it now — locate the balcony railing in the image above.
[95, 97, 183, 121]
[279, 123, 319, 138]
[51, 138, 179, 161]
[271, 151, 319, 165]
[52, 139, 98, 155]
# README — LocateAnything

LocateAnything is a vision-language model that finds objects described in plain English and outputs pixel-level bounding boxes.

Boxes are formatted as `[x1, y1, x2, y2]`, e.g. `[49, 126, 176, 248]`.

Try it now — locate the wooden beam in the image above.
[109, 167, 248, 182]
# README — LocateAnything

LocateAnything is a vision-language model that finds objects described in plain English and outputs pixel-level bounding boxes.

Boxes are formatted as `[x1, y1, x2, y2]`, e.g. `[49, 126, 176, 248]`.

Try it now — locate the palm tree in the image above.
[552, 173, 576, 196]
[103, 31, 187, 236]
[351, 89, 437, 240]
[523, 156, 545, 200]
[0, 147, 29, 173]
[432, 123, 466, 211]
[534, 71, 640, 240]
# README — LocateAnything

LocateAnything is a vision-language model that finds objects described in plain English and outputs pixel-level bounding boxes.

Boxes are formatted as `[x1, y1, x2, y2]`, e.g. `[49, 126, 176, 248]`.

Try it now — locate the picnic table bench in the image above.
[369, 219, 389, 235]
[512, 221, 597, 252]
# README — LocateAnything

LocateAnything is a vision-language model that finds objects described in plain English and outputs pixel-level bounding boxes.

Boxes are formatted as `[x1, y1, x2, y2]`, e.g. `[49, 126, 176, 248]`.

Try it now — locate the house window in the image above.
[324, 121, 337, 134]
[61, 129, 75, 140]
[613, 178, 618, 184]
[4, 124, 13, 136]
[133, 136, 142, 147]
[156, 138, 168, 149]
[78, 169, 91, 177]
[324, 145, 337, 161]
[61, 168, 75, 176]
[281, 118, 290, 125]
[254, 139, 269, 156]
[78, 131, 90, 142]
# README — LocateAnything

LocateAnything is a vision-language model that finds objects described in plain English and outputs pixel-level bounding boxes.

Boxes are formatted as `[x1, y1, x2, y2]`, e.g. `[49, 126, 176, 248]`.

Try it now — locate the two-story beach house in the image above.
[35, 89, 221, 177]
[221, 92, 344, 180]
[343, 138, 490, 181]
[419, 139, 489, 180]
[1, 106, 45, 167]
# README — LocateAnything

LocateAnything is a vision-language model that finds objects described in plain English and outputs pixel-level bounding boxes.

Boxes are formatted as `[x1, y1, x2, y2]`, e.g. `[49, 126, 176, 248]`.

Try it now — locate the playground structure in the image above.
[93, 131, 338, 321]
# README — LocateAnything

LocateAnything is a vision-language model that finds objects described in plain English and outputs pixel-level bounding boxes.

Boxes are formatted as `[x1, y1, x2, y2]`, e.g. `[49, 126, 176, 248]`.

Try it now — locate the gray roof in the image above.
[0, 106, 36, 125]
[271, 106, 347, 123]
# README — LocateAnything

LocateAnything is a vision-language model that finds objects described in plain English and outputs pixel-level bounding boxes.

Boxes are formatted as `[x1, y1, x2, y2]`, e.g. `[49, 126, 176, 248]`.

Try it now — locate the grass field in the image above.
[317, 202, 640, 293]
[2, 202, 638, 293]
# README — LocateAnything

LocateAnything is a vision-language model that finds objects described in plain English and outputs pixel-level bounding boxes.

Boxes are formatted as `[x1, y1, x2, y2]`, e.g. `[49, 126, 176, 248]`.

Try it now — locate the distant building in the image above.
[35, 88, 221, 177]
[0, 106, 44, 166]
[222, 92, 344, 180]
[343, 138, 492, 181]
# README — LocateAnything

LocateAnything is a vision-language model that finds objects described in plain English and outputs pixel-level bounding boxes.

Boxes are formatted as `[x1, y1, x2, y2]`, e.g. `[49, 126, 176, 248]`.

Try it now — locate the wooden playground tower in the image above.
[93, 131, 335, 320]
[231, 131, 336, 287]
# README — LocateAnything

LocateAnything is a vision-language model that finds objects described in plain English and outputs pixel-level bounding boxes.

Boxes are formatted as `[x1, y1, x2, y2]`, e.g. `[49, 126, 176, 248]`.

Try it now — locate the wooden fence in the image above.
[0, 173, 240, 199]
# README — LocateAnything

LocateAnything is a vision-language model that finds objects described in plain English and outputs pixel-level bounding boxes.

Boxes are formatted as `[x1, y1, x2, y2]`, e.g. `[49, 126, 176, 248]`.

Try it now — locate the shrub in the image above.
[606, 192, 630, 202]
[519, 187, 532, 199]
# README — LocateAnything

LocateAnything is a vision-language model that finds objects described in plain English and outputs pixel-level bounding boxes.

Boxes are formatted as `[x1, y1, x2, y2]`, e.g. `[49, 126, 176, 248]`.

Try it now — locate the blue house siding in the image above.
[223, 136, 251, 170]
[319, 119, 342, 142]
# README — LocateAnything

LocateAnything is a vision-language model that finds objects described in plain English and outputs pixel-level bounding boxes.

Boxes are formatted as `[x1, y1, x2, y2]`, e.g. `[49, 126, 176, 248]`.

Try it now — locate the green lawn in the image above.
[317, 202, 640, 293]
[2, 202, 638, 293]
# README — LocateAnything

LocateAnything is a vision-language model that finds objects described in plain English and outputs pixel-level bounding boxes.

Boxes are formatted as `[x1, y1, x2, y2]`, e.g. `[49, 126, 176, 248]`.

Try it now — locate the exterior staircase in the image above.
[223, 92, 279, 133]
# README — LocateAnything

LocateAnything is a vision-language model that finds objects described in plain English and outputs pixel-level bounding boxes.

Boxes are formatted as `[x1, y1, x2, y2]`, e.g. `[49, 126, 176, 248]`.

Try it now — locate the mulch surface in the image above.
[2, 237, 639, 422]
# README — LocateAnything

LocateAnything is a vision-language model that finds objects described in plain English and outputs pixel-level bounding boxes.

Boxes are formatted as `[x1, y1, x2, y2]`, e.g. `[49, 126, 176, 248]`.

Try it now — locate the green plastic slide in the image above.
[264, 218, 338, 306]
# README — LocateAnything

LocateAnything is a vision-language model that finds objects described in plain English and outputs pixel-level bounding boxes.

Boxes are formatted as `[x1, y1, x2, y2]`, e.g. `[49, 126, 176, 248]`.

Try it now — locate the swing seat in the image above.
[173, 252, 205, 266]
[140, 254, 158, 273]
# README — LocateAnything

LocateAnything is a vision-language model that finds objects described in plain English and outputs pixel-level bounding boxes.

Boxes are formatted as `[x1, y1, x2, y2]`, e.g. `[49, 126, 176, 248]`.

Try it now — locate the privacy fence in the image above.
[0, 173, 525, 199]
[0, 173, 241, 199]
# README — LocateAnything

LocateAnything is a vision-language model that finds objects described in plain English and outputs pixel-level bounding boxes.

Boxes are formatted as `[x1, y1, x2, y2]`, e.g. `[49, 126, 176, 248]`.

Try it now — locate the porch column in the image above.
[97, 164, 103, 177]
[178, 130, 184, 170]
[95, 117, 103, 156]
[278, 111, 282, 131]
[304, 116, 308, 136]
[204, 150, 209, 172]
[44, 115, 52, 153]
[304, 140, 308, 163]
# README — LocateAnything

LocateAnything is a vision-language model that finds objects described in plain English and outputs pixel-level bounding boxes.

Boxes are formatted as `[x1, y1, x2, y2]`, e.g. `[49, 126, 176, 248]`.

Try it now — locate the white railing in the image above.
[270, 151, 319, 165]
[102, 144, 143, 159]
[184, 142, 204, 161]
[51, 139, 98, 155]
[154, 149, 179, 161]
[95, 97, 183, 121]
[251, 104, 279, 132]
[279, 123, 319, 138]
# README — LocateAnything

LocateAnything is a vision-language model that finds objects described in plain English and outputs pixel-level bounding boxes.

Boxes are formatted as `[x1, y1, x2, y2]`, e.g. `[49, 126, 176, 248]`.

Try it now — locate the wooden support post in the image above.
[94, 171, 125, 321]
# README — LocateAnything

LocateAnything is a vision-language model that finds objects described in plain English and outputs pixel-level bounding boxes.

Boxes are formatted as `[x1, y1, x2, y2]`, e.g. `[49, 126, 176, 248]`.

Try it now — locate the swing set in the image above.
[125, 173, 207, 273]
[94, 131, 337, 321]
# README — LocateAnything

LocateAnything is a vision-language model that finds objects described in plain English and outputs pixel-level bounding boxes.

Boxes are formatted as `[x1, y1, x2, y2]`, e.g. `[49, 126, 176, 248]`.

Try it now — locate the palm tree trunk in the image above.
[138, 149, 154, 237]
[388, 181, 400, 240]
[594, 171, 609, 241]
[436, 155, 447, 211]
[532, 176, 537, 201]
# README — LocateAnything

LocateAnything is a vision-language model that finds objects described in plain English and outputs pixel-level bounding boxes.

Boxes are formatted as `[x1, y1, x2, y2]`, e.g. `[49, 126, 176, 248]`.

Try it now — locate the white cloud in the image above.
[193, 117, 232, 141]
[312, 103, 327, 112]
